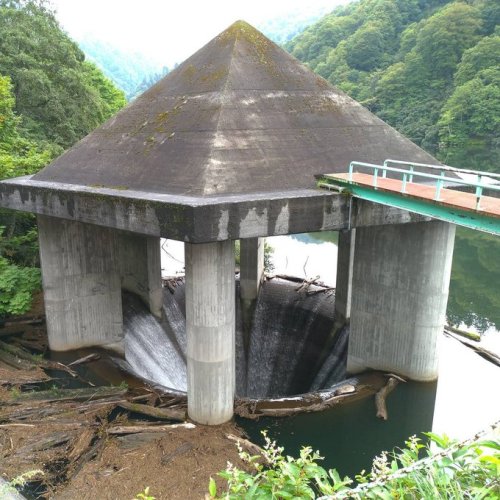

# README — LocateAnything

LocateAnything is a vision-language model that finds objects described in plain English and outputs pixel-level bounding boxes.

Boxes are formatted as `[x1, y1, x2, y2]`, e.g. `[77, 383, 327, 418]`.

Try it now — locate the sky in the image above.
[51, 0, 351, 68]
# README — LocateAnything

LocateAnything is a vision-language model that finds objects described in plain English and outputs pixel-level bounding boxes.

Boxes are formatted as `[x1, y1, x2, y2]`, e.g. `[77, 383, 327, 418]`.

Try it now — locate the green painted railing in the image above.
[318, 160, 500, 235]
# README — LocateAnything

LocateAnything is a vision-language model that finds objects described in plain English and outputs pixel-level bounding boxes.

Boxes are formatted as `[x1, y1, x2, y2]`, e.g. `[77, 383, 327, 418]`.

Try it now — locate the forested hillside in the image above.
[287, 0, 499, 172]
[0, 0, 126, 315]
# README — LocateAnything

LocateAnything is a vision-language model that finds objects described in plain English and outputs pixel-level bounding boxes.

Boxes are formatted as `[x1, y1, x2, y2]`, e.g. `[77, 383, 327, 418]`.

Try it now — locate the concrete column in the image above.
[185, 240, 235, 425]
[37, 215, 123, 351]
[118, 233, 162, 318]
[334, 229, 356, 328]
[348, 220, 456, 381]
[239, 238, 264, 301]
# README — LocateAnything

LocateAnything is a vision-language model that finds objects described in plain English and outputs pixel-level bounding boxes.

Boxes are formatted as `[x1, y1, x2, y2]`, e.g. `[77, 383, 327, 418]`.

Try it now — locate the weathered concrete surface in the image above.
[118, 233, 163, 318]
[239, 238, 264, 301]
[37, 215, 123, 351]
[334, 229, 356, 328]
[0, 177, 428, 241]
[185, 241, 235, 424]
[31, 21, 439, 197]
[347, 220, 456, 381]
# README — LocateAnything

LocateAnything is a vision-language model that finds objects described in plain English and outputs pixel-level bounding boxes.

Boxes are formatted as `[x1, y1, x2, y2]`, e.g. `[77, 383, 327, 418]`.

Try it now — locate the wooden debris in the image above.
[226, 433, 268, 461]
[68, 353, 101, 367]
[375, 376, 400, 420]
[117, 401, 185, 422]
[444, 330, 500, 367]
[8, 385, 127, 404]
[445, 325, 481, 342]
[107, 423, 195, 435]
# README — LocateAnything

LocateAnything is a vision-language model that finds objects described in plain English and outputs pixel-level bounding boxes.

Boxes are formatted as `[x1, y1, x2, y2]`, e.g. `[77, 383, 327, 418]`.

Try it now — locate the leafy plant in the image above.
[209, 428, 500, 499]
[134, 486, 156, 500]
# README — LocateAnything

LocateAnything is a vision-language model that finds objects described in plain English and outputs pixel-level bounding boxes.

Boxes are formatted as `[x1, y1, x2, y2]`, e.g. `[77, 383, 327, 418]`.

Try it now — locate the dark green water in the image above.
[238, 381, 437, 478]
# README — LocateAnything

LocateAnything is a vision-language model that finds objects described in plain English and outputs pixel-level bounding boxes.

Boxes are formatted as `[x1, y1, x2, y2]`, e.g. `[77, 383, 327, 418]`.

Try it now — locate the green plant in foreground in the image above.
[134, 486, 155, 500]
[0, 469, 44, 496]
[209, 427, 500, 499]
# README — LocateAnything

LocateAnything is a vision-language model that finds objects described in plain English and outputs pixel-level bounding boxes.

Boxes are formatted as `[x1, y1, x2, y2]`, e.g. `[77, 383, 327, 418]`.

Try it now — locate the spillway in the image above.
[123, 277, 348, 398]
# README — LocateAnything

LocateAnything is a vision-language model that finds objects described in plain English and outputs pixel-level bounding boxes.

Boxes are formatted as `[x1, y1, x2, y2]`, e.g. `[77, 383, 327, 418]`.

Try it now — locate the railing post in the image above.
[434, 171, 445, 201]
[402, 173, 407, 194]
[476, 174, 483, 210]
[373, 168, 378, 189]
[409, 165, 414, 183]
[349, 162, 353, 181]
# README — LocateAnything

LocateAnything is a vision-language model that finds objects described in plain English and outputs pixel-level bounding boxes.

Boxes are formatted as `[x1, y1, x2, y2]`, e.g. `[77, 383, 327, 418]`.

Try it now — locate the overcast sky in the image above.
[51, 0, 350, 67]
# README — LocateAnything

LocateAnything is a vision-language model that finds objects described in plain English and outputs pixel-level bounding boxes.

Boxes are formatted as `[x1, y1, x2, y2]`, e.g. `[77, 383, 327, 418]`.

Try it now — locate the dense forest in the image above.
[287, 0, 499, 173]
[0, 0, 126, 315]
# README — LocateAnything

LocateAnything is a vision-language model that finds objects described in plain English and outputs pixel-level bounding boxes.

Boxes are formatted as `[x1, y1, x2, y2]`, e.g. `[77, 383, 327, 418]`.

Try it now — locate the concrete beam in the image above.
[185, 241, 235, 424]
[0, 177, 428, 242]
[239, 238, 264, 301]
[118, 233, 163, 318]
[37, 215, 123, 351]
[347, 220, 456, 381]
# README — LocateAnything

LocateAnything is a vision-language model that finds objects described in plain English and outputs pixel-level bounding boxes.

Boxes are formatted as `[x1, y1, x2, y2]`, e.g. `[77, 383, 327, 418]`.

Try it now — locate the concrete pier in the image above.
[334, 229, 356, 328]
[347, 220, 456, 381]
[239, 238, 264, 301]
[118, 233, 162, 318]
[185, 241, 235, 424]
[37, 216, 123, 351]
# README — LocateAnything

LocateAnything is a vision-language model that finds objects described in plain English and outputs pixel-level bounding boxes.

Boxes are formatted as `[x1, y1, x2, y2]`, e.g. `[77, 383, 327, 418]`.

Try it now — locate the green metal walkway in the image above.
[318, 160, 500, 235]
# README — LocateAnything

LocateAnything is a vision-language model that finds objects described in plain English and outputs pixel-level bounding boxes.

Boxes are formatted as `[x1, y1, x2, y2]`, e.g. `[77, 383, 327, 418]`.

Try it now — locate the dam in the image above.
[0, 21, 458, 425]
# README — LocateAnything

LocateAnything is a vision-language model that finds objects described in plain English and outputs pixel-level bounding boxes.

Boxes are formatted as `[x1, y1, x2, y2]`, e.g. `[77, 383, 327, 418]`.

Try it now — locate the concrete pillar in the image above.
[185, 240, 235, 424]
[239, 238, 264, 301]
[37, 215, 123, 351]
[348, 220, 456, 381]
[118, 233, 162, 318]
[334, 229, 356, 328]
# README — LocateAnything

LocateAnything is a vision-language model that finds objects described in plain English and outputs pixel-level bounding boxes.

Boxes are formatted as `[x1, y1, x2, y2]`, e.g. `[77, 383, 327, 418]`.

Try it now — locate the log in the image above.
[375, 377, 399, 420]
[444, 331, 500, 367]
[445, 325, 481, 342]
[68, 353, 100, 367]
[9, 385, 127, 403]
[226, 433, 268, 460]
[107, 423, 195, 435]
[117, 402, 185, 422]
[0, 340, 78, 377]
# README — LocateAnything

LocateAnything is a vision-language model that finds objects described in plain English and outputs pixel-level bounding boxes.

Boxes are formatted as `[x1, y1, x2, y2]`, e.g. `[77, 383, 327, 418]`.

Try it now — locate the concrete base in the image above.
[118, 233, 162, 318]
[185, 241, 235, 425]
[347, 221, 456, 381]
[37, 215, 123, 351]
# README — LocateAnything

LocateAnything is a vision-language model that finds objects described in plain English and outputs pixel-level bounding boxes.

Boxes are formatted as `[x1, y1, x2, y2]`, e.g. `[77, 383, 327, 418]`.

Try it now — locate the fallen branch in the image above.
[68, 353, 100, 367]
[226, 433, 269, 462]
[375, 377, 400, 420]
[444, 331, 500, 367]
[9, 385, 127, 404]
[117, 401, 185, 422]
[107, 423, 195, 435]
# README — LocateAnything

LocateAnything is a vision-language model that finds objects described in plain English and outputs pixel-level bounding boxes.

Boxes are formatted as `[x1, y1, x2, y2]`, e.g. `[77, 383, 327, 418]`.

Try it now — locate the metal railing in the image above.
[344, 159, 500, 211]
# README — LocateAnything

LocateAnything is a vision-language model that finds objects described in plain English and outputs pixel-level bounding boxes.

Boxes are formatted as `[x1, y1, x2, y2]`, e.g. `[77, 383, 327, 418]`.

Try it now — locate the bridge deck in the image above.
[327, 172, 500, 218]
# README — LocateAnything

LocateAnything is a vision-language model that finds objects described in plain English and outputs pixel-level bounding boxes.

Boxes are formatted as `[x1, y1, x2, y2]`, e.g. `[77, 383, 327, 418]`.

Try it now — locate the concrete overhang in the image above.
[0, 176, 428, 242]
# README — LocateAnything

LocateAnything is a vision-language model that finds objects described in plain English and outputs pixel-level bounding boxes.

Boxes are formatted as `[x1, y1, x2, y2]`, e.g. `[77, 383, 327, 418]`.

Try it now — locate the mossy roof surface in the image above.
[33, 21, 438, 197]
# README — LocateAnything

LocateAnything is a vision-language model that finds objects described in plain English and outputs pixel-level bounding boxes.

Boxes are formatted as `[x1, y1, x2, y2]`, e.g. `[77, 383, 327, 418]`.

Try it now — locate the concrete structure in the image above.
[0, 21, 455, 423]
[347, 221, 456, 381]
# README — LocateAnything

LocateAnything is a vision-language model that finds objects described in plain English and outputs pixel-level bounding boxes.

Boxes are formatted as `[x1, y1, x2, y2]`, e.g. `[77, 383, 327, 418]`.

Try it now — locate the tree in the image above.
[0, 0, 126, 149]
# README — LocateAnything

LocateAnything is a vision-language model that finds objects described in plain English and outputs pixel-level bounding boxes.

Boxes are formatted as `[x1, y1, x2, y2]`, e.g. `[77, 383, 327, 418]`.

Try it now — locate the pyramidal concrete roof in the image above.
[33, 20, 437, 197]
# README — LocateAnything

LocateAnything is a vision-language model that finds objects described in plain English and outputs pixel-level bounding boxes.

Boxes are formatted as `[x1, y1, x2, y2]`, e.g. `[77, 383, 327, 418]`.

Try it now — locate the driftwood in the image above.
[107, 423, 195, 435]
[444, 325, 481, 342]
[235, 372, 388, 419]
[375, 376, 400, 420]
[0, 340, 77, 377]
[68, 353, 101, 367]
[8, 385, 127, 404]
[117, 401, 185, 422]
[444, 330, 500, 367]
[226, 433, 268, 462]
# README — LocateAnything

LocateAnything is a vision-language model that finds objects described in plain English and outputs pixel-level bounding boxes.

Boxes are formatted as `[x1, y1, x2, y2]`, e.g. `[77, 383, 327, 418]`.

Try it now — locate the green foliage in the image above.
[134, 487, 156, 500]
[0, 252, 41, 317]
[209, 430, 500, 499]
[287, 0, 499, 172]
[0, 0, 126, 149]
[0, 469, 44, 496]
